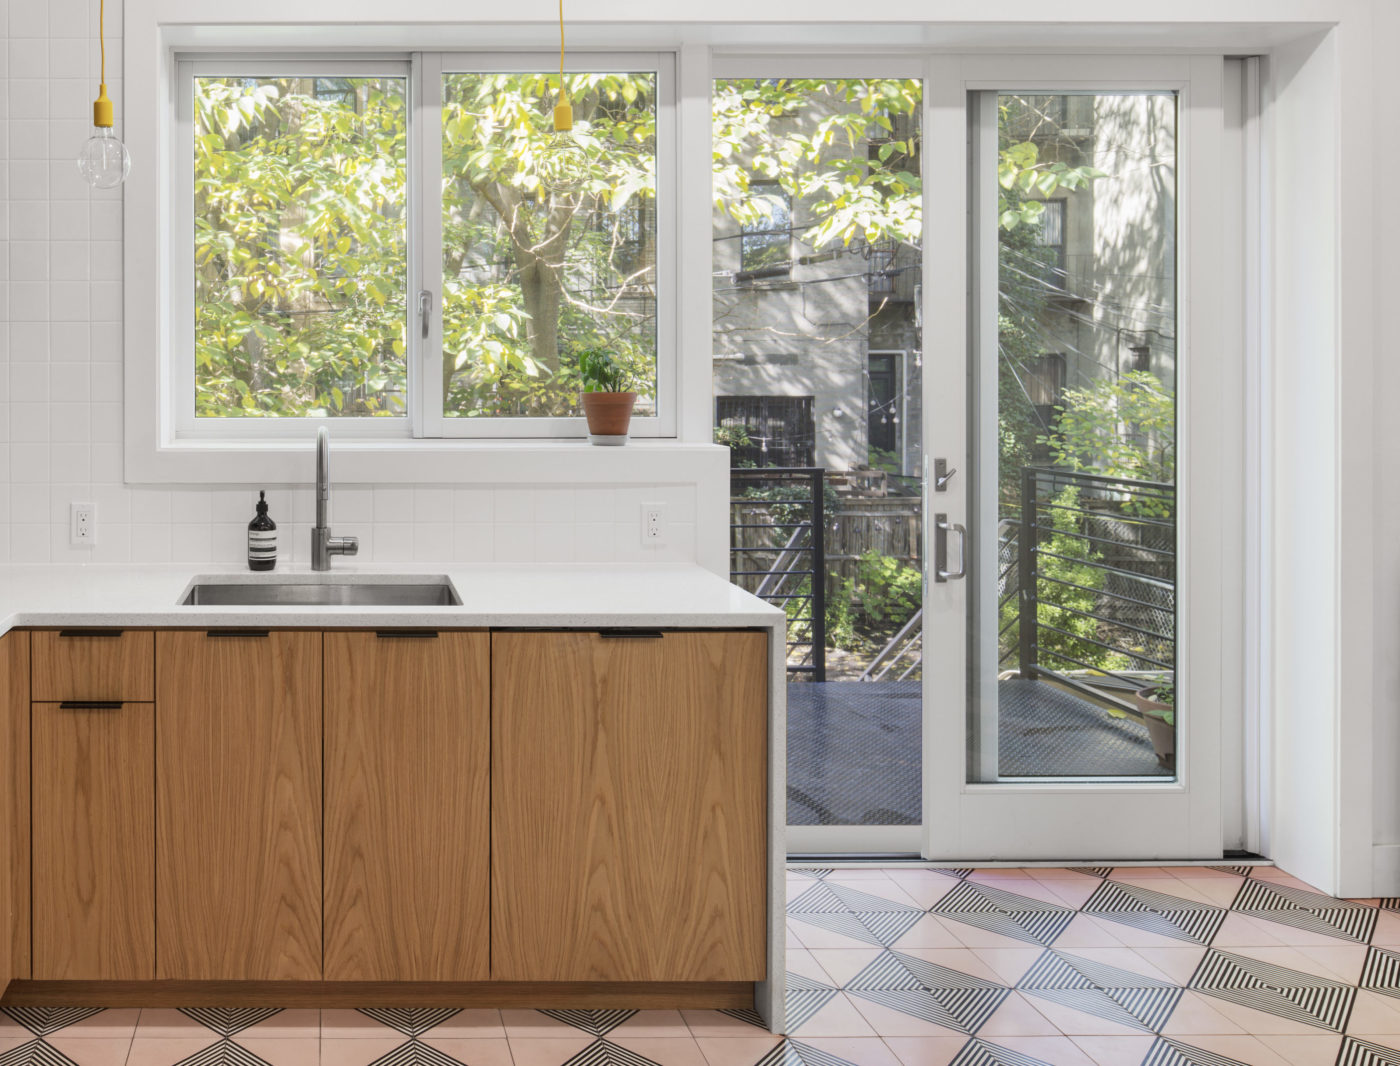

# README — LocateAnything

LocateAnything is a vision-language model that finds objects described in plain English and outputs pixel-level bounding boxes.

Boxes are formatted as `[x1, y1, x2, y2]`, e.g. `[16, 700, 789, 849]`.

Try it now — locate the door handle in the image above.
[418, 290, 433, 340]
[934, 513, 968, 582]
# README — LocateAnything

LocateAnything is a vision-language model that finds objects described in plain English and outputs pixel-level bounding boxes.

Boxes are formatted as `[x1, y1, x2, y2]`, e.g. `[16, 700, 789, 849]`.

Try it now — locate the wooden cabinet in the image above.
[155, 630, 322, 981]
[32, 630, 153, 702]
[324, 631, 490, 981]
[1, 632, 29, 991]
[32, 702, 154, 980]
[490, 630, 768, 982]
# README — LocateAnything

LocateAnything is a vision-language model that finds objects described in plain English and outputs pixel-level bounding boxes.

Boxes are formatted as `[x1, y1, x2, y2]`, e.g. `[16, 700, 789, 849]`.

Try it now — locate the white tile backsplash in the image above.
[0, 1, 710, 568]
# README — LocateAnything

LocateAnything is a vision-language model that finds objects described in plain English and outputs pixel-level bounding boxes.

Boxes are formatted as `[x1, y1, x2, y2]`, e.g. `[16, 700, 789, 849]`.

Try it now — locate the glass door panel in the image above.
[711, 76, 924, 850]
[972, 92, 1178, 785]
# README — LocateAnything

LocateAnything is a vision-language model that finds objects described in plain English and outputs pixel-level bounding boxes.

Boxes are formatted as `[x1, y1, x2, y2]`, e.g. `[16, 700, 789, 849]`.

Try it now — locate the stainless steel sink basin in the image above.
[182, 577, 461, 607]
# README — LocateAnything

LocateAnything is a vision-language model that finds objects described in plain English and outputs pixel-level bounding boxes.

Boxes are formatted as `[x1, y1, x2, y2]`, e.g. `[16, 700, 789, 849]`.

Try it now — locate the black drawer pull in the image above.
[206, 629, 270, 638]
[375, 630, 439, 639]
[597, 629, 665, 639]
[58, 629, 123, 638]
[58, 701, 123, 710]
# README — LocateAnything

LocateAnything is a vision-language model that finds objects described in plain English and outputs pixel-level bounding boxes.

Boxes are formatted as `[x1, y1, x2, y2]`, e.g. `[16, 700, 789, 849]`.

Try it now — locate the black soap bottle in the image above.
[248, 491, 278, 571]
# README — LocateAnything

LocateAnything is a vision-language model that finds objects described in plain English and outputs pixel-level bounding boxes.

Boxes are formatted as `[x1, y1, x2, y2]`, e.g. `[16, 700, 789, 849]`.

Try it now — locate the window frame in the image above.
[166, 51, 676, 444]
[172, 57, 417, 441]
[421, 51, 677, 439]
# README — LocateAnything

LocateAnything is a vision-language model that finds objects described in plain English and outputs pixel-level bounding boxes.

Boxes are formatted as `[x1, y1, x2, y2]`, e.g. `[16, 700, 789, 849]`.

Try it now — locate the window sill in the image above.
[123, 437, 730, 487]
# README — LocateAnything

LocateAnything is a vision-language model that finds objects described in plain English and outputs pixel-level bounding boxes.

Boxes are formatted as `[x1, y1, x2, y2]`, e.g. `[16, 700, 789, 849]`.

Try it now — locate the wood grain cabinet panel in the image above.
[32, 630, 153, 702]
[0, 632, 29, 990]
[32, 702, 154, 980]
[155, 630, 322, 981]
[491, 630, 768, 982]
[324, 631, 490, 981]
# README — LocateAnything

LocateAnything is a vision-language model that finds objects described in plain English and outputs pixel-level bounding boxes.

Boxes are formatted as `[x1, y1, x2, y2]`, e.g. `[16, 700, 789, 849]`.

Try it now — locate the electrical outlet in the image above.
[642, 502, 665, 544]
[70, 502, 97, 546]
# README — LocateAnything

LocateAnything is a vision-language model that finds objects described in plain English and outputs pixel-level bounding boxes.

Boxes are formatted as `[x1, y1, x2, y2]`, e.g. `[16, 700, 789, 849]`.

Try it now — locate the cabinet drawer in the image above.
[32, 629, 154, 702]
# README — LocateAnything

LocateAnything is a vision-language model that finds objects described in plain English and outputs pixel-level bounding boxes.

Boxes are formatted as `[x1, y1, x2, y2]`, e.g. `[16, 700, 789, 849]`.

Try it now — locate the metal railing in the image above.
[729, 467, 826, 680]
[1005, 466, 1175, 712]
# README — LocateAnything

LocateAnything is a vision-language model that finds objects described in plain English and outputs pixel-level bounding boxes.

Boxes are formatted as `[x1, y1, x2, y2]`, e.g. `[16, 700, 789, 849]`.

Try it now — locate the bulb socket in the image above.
[553, 100, 573, 132]
[93, 84, 114, 128]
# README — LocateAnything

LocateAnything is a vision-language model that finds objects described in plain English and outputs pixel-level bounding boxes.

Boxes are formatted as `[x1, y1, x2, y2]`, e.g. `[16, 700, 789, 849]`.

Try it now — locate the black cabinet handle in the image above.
[58, 701, 123, 710]
[206, 629, 270, 638]
[597, 629, 665, 639]
[58, 629, 123, 638]
[375, 630, 439, 639]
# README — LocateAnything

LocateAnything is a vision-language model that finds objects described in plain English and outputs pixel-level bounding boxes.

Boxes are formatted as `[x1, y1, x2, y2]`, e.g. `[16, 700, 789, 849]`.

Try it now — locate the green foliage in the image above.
[194, 77, 408, 418]
[843, 551, 922, 628]
[1040, 371, 1176, 514]
[577, 347, 632, 393]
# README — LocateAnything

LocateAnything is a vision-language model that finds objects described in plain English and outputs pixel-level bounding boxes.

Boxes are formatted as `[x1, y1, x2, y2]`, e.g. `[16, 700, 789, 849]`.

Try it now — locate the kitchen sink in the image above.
[181, 577, 461, 607]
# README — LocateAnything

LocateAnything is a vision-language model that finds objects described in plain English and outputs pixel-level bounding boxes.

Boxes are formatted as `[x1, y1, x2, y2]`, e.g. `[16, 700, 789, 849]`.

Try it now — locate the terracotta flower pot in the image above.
[581, 391, 637, 443]
[1133, 687, 1176, 772]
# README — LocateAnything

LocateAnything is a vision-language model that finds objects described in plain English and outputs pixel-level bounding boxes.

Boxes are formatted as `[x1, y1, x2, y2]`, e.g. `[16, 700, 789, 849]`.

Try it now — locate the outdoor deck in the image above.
[787, 677, 1165, 826]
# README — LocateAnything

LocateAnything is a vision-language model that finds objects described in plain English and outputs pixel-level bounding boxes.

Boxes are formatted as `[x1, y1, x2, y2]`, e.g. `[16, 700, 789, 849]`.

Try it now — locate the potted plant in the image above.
[577, 347, 636, 445]
[1134, 676, 1176, 771]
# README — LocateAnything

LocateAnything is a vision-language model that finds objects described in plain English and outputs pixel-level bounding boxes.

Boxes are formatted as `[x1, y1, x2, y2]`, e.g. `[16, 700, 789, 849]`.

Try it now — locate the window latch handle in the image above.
[418, 290, 433, 340]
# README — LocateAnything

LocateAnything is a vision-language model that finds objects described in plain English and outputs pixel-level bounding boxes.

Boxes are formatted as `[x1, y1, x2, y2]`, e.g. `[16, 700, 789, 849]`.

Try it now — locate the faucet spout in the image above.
[311, 426, 358, 571]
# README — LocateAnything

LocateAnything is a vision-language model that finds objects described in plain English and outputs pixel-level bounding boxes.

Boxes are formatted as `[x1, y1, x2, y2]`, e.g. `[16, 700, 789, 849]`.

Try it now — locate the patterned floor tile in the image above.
[320, 1038, 409, 1066]
[1139, 1034, 1291, 1065]
[931, 881, 1077, 947]
[783, 995, 877, 1039]
[411, 1039, 513, 1066]
[1232, 879, 1379, 943]
[1337, 1037, 1400, 1065]
[693, 1035, 783, 1066]
[844, 949, 1010, 1033]
[0, 1041, 87, 1066]
[883, 1036, 968, 1066]
[976, 993, 1063, 1038]
[946, 1037, 1063, 1065]
[541, 1012, 639, 1038]
[682, 1012, 777, 1040]
[126, 1037, 222, 1066]
[602, 1035, 709, 1066]
[40, 1013, 139, 1041]
[503, 1013, 600, 1040]
[221, 1039, 317, 1066]
[1081, 880, 1228, 946]
[178, 1012, 283, 1039]
[0, 1013, 105, 1039]
[974, 1037, 1097, 1066]
[28, 1039, 134, 1066]
[357, 1011, 464, 1040]
[1018, 950, 1183, 1033]
[789, 1038, 903, 1066]
[1190, 949, 1356, 1032]
[785, 973, 843, 1032]
[604, 1014, 692, 1040]
[1065, 1034, 1159, 1066]
[1255, 1032, 1347, 1066]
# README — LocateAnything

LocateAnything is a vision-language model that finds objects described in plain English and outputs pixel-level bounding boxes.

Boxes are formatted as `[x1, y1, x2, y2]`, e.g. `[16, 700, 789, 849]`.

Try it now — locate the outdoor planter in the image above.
[1133, 687, 1176, 771]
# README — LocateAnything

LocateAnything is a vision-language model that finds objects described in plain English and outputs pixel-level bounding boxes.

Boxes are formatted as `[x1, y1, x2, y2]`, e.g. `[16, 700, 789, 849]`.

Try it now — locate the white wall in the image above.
[0, 0, 711, 571]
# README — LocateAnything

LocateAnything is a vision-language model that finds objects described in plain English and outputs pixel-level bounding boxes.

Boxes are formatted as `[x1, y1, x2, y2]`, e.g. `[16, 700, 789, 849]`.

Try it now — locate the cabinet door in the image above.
[324, 631, 490, 980]
[155, 630, 322, 980]
[32, 702, 154, 979]
[491, 630, 768, 982]
[0, 632, 29, 989]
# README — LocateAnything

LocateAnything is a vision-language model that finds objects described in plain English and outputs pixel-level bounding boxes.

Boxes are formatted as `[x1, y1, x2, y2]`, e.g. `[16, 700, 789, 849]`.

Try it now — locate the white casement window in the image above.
[163, 53, 675, 445]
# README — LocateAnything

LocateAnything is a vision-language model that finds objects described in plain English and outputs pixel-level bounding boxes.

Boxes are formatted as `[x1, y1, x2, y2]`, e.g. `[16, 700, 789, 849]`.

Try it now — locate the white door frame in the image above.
[922, 54, 1239, 861]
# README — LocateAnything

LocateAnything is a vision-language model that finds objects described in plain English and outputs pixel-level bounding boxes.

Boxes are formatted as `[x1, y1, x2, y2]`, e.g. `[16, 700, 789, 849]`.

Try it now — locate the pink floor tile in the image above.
[233, 1037, 320, 1066]
[1372, 911, 1400, 946]
[882, 1036, 967, 1066]
[968, 947, 1048, 984]
[1068, 1035, 1159, 1066]
[883, 869, 959, 908]
[42, 1036, 137, 1066]
[1256, 1033, 1347, 1066]
[890, 915, 971, 950]
[317, 1012, 400, 1039]
[680, 1012, 780, 1041]
[1126, 946, 1208, 984]
[1345, 990, 1400, 1035]
[1157, 992, 1247, 1036]
[319, 1037, 407, 1066]
[976, 992, 1061, 1038]
[886, 947, 1004, 983]
[1018, 995, 1151, 1037]
[965, 876, 1077, 907]
[1157, 1034, 1293, 1066]
[505, 1036, 597, 1066]
[1204, 995, 1340, 1036]
[416, 1038, 514, 1066]
[126, 1036, 222, 1066]
[1032, 878, 1102, 910]
[798, 1037, 906, 1066]
[806, 948, 884, 987]
[133, 1010, 212, 1039]
[1052, 915, 1134, 950]
[56, 1010, 141, 1039]
[844, 995, 965, 1040]
[500, 1011, 590, 1039]
[241, 1010, 320, 1039]
[694, 1036, 786, 1066]
[788, 947, 840, 984]
[606, 1034, 711, 1066]
[608, 1012, 695, 1039]
[1028, 868, 1106, 880]
[1046, 946, 1178, 983]
[1222, 943, 1367, 985]
[788, 994, 879, 1038]
[787, 918, 881, 951]
[983, 1036, 1098, 1066]
[417, 1011, 506, 1039]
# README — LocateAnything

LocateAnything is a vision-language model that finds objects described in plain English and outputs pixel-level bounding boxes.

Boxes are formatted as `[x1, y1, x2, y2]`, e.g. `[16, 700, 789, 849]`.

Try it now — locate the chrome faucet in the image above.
[312, 426, 359, 571]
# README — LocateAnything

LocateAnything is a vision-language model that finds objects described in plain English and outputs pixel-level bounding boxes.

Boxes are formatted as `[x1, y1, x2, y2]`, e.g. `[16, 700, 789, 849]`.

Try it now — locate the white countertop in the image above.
[0, 563, 785, 633]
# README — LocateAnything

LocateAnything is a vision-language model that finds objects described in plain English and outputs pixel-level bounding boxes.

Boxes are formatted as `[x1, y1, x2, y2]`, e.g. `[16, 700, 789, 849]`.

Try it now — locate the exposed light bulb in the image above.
[538, 130, 588, 195]
[77, 125, 130, 189]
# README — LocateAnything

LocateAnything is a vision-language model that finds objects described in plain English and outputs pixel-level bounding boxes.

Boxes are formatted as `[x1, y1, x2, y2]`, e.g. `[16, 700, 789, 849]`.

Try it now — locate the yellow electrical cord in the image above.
[553, 0, 572, 132]
[92, 0, 114, 128]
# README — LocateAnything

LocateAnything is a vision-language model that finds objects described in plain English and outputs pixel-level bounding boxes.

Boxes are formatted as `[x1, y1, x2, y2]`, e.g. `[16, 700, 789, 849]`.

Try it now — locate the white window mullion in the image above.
[418, 51, 446, 439]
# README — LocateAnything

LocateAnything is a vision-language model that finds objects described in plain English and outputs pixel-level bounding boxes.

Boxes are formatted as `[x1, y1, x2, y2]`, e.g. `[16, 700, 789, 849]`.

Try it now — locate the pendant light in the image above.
[76, 0, 130, 189]
[537, 0, 588, 194]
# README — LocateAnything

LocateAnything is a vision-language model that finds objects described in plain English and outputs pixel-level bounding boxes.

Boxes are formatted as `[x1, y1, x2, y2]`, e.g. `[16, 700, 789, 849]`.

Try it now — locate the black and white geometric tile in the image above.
[9, 864, 1400, 1066]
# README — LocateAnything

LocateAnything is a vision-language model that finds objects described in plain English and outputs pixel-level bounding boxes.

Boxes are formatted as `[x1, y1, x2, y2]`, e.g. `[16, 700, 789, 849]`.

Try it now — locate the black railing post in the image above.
[812, 469, 826, 682]
[1018, 466, 1038, 681]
